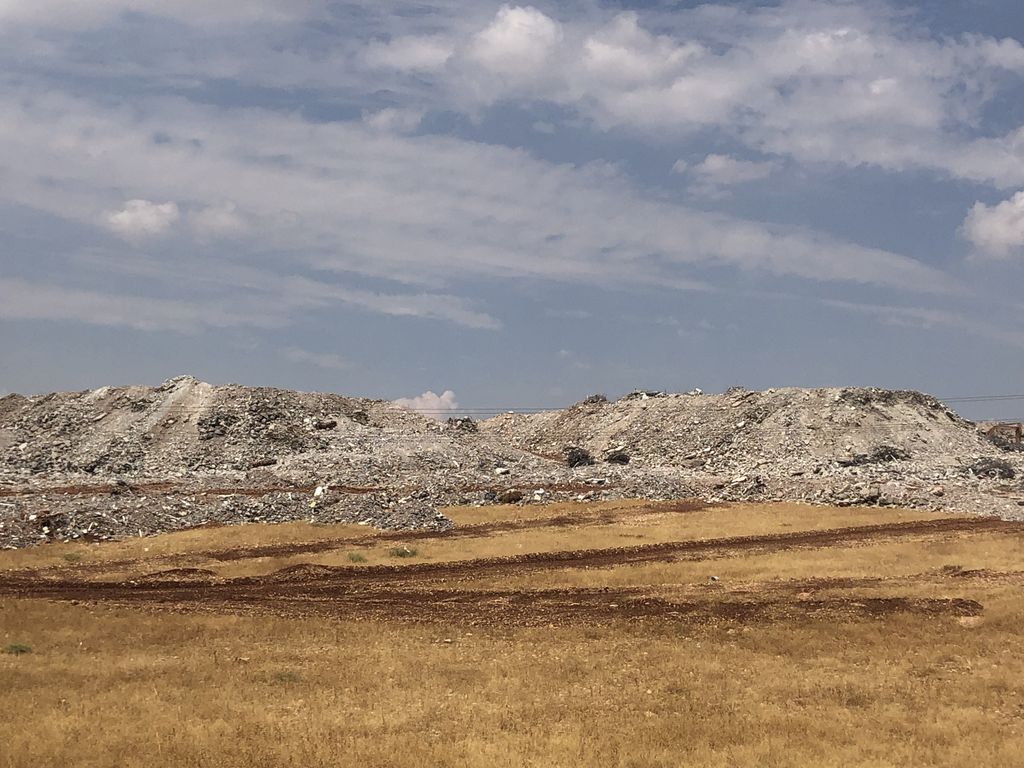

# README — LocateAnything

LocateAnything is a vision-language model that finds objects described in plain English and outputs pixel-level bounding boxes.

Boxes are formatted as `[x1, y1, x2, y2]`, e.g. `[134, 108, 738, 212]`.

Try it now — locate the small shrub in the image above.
[4, 643, 32, 656]
[347, 552, 367, 563]
[388, 546, 417, 559]
[62, 553, 82, 563]
[271, 670, 301, 684]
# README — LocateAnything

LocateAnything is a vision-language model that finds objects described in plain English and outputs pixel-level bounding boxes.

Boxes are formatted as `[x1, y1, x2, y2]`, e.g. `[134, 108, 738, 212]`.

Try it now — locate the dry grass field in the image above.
[2, 500, 1023, 767]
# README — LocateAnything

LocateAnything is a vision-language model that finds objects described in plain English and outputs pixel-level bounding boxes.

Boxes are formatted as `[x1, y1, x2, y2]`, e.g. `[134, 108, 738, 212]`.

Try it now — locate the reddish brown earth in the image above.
[1, 515, 1012, 627]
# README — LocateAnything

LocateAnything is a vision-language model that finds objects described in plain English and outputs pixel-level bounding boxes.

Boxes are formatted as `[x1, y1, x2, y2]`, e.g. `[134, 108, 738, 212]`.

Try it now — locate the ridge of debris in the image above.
[1, 378, 1022, 547]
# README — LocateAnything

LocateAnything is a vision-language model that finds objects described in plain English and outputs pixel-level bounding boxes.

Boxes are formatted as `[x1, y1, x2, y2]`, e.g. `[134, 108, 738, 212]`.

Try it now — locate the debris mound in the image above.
[564, 447, 595, 468]
[0, 376, 571, 546]
[3, 379, 1024, 547]
[480, 386, 1023, 514]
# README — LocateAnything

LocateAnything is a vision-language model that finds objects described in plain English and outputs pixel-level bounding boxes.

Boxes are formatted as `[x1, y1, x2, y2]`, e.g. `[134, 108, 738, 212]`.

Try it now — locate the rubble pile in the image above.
[2, 378, 1024, 548]
[0, 376, 601, 546]
[481, 387, 1024, 516]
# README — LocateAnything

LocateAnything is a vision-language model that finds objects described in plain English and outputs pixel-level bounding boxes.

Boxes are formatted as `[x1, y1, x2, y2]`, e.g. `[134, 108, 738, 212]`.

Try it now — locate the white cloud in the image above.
[963, 191, 1024, 257]
[283, 347, 349, 371]
[189, 202, 247, 238]
[824, 298, 1024, 350]
[11, 2, 1022, 189]
[441, 4, 1024, 188]
[0, 89, 952, 302]
[281, 278, 501, 329]
[393, 389, 459, 418]
[362, 107, 424, 134]
[363, 35, 453, 71]
[466, 5, 562, 85]
[676, 153, 779, 195]
[0, 0, 321, 26]
[581, 12, 702, 90]
[688, 154, 777, 185]
[0, 278, 280, 332]
[103, 199, 180, 240]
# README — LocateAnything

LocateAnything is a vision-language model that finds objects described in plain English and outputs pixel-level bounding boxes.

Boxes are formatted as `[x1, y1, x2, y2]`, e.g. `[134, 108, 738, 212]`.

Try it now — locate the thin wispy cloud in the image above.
[1, 0, 1023, 403]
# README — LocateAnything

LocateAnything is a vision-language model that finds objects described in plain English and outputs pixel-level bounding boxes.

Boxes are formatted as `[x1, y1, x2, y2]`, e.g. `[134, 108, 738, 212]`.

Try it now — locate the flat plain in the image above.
[2, 500, 1023, 767]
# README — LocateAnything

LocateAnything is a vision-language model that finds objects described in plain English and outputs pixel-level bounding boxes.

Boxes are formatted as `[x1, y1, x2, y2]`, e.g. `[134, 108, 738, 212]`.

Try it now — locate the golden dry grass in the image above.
[2, 500, 1023, 767]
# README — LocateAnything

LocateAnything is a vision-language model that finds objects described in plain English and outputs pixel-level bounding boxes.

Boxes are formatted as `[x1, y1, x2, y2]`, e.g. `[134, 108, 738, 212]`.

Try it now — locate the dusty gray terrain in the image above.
[1, 377, 1021, 547]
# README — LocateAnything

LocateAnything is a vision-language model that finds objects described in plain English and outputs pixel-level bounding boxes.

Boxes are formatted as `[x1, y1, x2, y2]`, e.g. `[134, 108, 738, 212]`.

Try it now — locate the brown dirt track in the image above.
[0, 512, 1015, 626]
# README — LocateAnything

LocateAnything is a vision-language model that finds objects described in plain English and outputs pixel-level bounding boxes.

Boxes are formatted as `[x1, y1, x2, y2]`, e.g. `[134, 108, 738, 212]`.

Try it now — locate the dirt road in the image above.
[1, 514, 1013, 626]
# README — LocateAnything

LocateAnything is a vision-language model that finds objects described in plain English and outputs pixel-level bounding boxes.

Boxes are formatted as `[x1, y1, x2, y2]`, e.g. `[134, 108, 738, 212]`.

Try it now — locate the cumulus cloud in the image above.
[581, 12, 702, 90]
[466, 5, 563, 86]
[441, 4, 1024, 188]
[103, 200, 180, 240]
[963, 191, 1024, 257]
[393, 390, 459, 418]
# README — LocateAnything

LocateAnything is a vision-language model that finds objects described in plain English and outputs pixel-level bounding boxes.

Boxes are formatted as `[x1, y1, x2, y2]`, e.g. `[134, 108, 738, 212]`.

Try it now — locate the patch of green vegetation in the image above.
[347, 552, 367, 563]
[388, 546, 417, 559]
[4, 643, 32, 656]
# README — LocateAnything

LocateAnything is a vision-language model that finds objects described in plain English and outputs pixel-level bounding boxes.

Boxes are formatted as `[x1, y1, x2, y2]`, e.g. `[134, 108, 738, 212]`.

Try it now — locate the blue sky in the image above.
[2, 0, 1024, 419]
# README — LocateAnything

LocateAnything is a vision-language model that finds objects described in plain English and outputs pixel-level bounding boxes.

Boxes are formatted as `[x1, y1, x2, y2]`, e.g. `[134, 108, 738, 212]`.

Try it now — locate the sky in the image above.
[2, 0, 1024, 419]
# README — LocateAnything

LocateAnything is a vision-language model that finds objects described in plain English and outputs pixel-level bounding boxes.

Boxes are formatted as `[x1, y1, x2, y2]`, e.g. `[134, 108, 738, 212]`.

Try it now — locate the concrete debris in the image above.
[837, 445, 911, 466]
[966, 457, 1015, 480]
[564, 446, 595, 468]
[604, 448, 630, 465]
[2, 378, 1024, 548]
[481, 386, 1024, 519]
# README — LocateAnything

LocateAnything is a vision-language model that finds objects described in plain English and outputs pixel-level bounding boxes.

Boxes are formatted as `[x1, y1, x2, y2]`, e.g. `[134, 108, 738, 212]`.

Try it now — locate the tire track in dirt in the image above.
[10, 500, 707, 578]
[0, 576, 983, 626]
[5, 516, 1017, 592]
[241, 516, 1024, 585]
[1, 516, 1015, 627]
[203, 499, 708, 561]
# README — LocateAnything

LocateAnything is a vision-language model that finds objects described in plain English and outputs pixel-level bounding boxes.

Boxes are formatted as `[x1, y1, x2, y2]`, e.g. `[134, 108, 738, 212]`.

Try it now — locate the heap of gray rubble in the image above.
[1, 376, 1022, 547]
